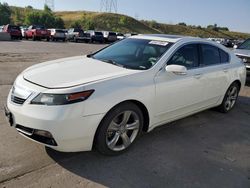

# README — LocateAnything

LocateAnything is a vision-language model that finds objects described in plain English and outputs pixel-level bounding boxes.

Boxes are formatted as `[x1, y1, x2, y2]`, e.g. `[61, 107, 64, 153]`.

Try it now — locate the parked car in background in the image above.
[102, 31, 117, 43]
[20, 26, 28, 38]
[221, 38, 234, 48]
[124, 33, 138, 38]
[25, 25, 50, 41]
[3, 24, 22, 40]
[5, 35, 246, 155]
[233, 38, 250, 75]
[49, 29, 66, 41]
[0, 25, 4, 32]
[85, 30, 104, 43]
[116, 33, 125, 40]
[66, 28, 91, 43]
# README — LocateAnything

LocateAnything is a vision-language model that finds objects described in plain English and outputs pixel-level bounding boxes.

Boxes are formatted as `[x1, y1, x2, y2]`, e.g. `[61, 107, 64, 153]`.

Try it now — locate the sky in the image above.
[1, 0, 250, 33]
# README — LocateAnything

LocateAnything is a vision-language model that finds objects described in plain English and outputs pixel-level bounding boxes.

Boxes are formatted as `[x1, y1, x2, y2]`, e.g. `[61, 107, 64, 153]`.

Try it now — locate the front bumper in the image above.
[6, 91, 105, 152]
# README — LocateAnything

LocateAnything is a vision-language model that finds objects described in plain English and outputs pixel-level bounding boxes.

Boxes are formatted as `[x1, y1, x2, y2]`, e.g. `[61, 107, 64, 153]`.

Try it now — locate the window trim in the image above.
[165, 42, 201, 70]
[199, 43, 230, 67]
[164, 41, 231, 71]
[166, 43, 200, 70]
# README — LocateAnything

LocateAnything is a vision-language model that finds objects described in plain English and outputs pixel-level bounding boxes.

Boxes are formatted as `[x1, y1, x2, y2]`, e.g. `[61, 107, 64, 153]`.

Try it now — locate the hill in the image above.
[8, 6, 250, 39]
[56, 10, 250, 39]
[56, 11, 158, 34]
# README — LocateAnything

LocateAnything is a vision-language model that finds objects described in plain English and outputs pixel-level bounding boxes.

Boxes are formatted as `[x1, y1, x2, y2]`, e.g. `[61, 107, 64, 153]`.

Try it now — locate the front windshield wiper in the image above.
[101, 59, 125, 68]
[86, 54, 94, 58]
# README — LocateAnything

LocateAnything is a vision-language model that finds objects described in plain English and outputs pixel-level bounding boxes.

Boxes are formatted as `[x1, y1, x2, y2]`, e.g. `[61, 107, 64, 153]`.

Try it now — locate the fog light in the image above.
[34, 130, 53, 138]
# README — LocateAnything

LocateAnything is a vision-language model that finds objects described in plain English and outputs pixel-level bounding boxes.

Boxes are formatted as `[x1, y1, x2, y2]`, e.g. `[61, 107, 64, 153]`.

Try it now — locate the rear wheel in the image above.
[95, 102, 143, 155]
[217, 82, 240, 113]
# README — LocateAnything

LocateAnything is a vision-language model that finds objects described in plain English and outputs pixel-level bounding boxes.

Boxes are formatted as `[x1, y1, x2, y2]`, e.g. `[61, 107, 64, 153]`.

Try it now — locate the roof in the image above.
[131, 34, 196, 43]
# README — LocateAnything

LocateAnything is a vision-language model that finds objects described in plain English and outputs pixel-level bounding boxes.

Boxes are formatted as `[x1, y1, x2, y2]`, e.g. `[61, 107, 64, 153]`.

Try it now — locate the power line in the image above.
[100, 0, 117, 13]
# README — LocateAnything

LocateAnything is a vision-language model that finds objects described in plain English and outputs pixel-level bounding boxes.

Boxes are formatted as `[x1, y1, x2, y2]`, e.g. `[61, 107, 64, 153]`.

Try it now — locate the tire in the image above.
[46, 37, 50, 42]
[32, 35, 36, 41]
[95, 102, 144, 155]
[217, 82, 240, 113]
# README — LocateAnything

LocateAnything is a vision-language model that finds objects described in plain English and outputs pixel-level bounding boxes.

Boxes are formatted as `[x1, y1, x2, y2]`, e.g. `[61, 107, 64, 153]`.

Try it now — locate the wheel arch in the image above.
[231, 79, 241, 90]
[92, 99, 150, 149]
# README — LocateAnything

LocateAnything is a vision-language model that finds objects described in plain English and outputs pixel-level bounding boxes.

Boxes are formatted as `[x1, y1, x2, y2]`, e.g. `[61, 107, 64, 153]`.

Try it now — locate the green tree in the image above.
[25, 11, 41, 25]
[70, 20, 82, 28]
[26, 5, 33, 9]
[12, 7, 23, 25]
[0, 2, 11, 25]
[24, 5, 64, 28]
[178, 22, 187, 26]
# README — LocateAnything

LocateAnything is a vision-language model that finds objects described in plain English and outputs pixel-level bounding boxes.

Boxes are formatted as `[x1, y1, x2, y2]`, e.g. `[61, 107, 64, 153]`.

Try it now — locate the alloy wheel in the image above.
[225, 85, 238, 111]
[106, 110, 140, 151]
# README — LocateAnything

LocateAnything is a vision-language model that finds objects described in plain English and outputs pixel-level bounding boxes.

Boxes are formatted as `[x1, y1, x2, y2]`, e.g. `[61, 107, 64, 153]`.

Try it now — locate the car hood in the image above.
[23, 56, 139, 89]
[233, 49, 250, 57]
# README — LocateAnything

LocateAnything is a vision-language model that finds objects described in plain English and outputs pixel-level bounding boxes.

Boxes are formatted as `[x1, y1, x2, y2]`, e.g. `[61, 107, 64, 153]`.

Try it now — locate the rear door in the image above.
[198, 44, 231, 105]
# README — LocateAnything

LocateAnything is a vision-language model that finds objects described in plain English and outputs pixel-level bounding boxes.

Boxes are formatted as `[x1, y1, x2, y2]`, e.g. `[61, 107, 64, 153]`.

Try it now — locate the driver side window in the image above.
[168, 44, 199, 69]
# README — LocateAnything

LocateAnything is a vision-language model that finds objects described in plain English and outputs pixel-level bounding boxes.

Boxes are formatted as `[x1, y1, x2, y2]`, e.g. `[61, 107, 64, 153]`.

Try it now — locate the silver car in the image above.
[233, 38, 250, 75]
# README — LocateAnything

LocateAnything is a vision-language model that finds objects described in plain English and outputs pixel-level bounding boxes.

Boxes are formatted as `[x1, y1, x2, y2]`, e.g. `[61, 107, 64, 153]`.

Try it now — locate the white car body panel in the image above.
[23, 56, 140, 88]
[6, 35, 246, 152]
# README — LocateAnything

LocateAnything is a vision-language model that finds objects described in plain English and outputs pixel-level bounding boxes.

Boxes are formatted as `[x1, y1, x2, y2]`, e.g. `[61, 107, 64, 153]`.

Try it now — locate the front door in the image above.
[154, 44, 206, 123]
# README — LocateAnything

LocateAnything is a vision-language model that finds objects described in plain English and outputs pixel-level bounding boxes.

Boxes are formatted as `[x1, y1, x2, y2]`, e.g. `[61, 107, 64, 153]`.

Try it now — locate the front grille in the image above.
[11, 96, 26, 105]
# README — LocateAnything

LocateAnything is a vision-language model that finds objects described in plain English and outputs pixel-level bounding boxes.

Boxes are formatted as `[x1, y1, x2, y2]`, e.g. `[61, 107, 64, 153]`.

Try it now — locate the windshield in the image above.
[92, 38, 173, 70]
[238, 39, 250, 50]
[95, 32, 103, 35]
[9, 25, 20, 30]
[35, 25, 45, 29]
[109, 32, 116, 36]
[56, 29, 64, 33]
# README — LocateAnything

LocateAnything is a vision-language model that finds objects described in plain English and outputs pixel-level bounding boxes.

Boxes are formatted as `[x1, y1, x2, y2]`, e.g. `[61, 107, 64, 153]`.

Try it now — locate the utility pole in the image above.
[100, 0, 117, 13]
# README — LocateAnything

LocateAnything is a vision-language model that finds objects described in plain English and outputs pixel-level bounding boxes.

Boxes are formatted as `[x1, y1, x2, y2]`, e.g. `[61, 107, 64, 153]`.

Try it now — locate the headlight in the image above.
[31, 90, 94, 105]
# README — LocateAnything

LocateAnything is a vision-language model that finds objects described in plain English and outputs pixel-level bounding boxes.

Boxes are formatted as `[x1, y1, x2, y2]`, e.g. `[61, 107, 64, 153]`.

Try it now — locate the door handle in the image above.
[194, 73, 202, 79]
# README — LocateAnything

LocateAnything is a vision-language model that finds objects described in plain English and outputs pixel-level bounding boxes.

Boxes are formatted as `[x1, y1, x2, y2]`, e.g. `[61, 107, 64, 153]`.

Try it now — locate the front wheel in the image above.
[95, 102, 143, 155]
[217, 82, 240, 113]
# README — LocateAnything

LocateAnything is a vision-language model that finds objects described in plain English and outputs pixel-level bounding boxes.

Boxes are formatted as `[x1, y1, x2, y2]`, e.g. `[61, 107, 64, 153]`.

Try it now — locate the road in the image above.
[0, 41, 249, 188]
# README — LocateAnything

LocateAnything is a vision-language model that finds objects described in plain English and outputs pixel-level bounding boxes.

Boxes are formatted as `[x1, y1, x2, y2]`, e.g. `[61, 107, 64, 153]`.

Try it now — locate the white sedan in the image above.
[5, 35, 246, 155]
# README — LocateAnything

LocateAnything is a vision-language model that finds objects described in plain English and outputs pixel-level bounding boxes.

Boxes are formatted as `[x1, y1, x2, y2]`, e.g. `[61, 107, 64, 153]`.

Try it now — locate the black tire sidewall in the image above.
[219, 83, 240, 113]
[95, 102, 144, 155]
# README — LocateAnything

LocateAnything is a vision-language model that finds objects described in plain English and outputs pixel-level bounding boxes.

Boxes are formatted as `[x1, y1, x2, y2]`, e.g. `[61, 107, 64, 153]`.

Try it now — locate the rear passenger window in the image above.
[201, 44, 220, 66]
[168, 44, 199, 69]
[219, 49, 229, 63]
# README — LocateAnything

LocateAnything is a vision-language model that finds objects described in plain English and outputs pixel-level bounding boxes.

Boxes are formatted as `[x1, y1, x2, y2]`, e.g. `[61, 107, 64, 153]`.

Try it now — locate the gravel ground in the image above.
[0, 40, 249, 188]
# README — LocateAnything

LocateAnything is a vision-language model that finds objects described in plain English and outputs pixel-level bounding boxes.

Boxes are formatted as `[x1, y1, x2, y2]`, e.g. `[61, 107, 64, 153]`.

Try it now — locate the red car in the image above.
[25, 25, 50, 41]
[3, 24, 22, 40]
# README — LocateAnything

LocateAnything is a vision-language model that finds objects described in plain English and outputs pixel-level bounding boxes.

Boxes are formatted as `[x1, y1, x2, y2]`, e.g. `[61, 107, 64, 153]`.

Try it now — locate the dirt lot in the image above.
[0, 41, 250, 188]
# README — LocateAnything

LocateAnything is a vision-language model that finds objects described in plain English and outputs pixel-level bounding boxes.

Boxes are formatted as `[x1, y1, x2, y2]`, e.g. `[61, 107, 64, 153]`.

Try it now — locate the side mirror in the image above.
[165, 65, 187, 75]
[233, 45, 238, 49]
